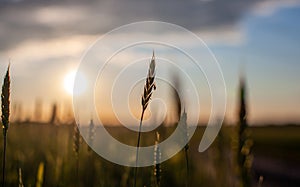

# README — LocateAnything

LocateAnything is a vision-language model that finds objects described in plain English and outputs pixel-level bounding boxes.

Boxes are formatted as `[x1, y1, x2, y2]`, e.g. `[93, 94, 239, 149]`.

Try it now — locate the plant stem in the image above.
[185, 148, 189, 187]
[2, 133, 7, 187]
[75, 157, 79, 187]
[134, 109, 145, 187]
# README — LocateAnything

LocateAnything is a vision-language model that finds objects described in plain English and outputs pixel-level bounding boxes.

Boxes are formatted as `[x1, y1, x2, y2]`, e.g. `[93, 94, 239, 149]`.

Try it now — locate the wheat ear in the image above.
[73, 123, 81, 158]
[1, 64, 10, 187]
[134, 51, 156, 187]
[237, 77, 253, 187]
[73, 122, 81, 185]
[154, 132, 161, 187]
[87, 119, 95, 152]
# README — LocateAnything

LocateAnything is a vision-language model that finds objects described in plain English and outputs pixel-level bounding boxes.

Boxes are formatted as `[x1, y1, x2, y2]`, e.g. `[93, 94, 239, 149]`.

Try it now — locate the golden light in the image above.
[63, 70, 87, 95]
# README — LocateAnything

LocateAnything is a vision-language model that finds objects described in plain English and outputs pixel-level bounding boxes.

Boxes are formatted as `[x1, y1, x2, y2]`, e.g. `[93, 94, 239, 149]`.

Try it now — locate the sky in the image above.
[0, 0, 300, 125]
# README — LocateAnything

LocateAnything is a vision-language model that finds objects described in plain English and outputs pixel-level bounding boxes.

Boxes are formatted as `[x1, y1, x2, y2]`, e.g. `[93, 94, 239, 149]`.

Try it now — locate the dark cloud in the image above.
[0, 0, 297, 50]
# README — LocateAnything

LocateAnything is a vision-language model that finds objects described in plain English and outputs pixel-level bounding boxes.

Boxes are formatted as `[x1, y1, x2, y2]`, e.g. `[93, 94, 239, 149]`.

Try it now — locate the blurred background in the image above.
[0, 0, 300, 186]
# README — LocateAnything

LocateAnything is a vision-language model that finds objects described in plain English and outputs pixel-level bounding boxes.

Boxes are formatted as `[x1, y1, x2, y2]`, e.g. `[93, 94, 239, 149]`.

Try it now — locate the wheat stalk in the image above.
[154, 132, 161, 187]
[172, 74, 190, 187]
[73, 123, 81, 158]
[1, 64, 10, 187]
[87, 119, 95, 152]
[18, 168, 24, 187]
[178, 107, 189, 187]
[73, 122, 81, 185]
[183, 110, 189, 187]
[237, 77, 253, 187]
[36, 162, 45, 187]
[133, 51, 156, 187]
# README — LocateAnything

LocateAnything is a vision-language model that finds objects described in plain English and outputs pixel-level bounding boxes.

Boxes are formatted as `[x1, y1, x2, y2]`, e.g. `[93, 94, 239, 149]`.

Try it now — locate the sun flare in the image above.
[63, 70, 87, 95]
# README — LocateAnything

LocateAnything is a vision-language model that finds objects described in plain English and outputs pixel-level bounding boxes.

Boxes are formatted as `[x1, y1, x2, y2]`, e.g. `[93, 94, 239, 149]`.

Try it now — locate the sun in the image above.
[63, 70, 87, 95]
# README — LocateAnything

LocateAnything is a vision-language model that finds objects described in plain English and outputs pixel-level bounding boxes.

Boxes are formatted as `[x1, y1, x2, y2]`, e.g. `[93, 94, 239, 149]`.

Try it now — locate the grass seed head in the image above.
[154, 132, 161, 187]
[1, 64, 10, 135]
[73, 123, 81, 157]
[142, 51, 156, 111]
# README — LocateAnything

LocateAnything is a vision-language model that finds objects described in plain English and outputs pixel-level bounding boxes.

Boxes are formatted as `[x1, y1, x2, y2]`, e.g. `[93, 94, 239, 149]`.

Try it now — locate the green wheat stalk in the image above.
[133, 51, 156, 187]
[1, 64, 10, 187]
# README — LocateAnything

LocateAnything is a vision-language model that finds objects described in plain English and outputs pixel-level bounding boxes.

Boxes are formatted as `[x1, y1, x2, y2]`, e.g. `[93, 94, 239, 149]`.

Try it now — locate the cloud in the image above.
[251, 0, 300, 16]
[1, 0, 299, 52]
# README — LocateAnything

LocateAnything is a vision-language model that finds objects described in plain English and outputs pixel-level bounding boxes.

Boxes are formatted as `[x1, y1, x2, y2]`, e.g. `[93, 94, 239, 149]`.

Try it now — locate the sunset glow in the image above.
[63, 70, 87, 96]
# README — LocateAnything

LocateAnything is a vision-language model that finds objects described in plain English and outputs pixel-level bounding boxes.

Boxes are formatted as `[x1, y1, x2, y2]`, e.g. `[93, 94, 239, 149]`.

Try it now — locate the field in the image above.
[1, 123, 299, 187]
